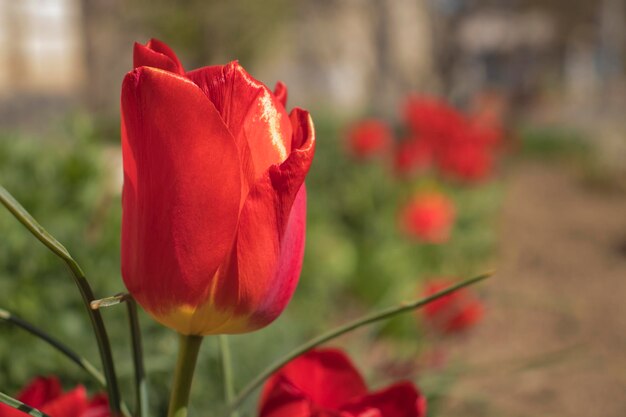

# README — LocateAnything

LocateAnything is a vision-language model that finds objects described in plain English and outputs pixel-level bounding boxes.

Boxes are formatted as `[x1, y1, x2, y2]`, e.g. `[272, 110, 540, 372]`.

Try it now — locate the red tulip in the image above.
[399, 191, 456, 243]
[422, 279, 484, 333]
[259, 348, 426, 417]
[121, 39, 315, 335]
[0, 377, 108, 417]
[345, 119, 393, 159]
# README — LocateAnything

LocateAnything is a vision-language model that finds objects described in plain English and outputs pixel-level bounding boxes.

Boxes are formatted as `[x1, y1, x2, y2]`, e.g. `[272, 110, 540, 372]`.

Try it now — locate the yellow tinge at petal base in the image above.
[151, 302, 254, 336]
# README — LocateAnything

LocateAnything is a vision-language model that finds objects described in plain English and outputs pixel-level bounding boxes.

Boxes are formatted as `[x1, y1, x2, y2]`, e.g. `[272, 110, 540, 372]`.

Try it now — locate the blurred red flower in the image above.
[345, 119, 393, 158]
[401, 95, 501, 183]
[403, 96, 464, 143]
[0, 376, 108, 417]
[422, 279, 484, 334]
[399, 191, 456, 243]
[435, 125, 495, 182]
[259, 348, 426, 417]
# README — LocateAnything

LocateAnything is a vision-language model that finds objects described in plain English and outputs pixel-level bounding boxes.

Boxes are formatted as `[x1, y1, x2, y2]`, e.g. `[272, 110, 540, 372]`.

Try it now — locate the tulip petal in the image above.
[260, 349, 368, 411]
[0, 403, 30, 417]
[273, 81, 288, 108]
[121, 67, 241, 319]
[340, 382, 427, 417]
[258, 375, 312, 417]
[40, 386, 88, 417]
[83, 394, 110, 417]
[248, 184, 306, 325]
[198, 109, 314, 334]
[187, 62, 293, 183]
[133, 39, 185, 75]
[16, 376, 62, 408]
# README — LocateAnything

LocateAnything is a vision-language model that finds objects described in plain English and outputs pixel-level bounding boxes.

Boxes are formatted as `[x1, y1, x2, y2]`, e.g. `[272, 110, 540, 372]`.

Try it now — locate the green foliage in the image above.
[519, 126, 590, 160]
[0, 114, 501, 416]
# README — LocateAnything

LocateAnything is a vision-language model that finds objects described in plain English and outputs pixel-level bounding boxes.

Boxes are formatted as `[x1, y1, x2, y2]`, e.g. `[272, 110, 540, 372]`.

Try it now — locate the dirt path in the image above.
[442, 162, 626, 417]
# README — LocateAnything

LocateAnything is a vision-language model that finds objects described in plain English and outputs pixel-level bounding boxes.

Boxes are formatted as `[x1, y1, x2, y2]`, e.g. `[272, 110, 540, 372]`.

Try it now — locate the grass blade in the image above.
[0, 185, 122, 416]
[0, 307, 106, 386]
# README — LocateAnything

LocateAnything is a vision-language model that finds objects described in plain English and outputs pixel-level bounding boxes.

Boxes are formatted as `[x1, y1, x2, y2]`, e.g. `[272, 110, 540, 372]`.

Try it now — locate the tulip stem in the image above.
[0, 186, 123, 417]
[218, 335, 239, 417]
[226, 272, 492, 414]
[168, 334, 203, 417]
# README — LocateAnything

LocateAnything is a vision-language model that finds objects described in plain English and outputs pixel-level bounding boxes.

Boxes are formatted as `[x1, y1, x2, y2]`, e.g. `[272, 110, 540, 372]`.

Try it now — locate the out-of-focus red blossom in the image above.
[122, 39, 315, 335]
[422, 279, 484, 334]
[404, 96, 464, 145]
[0, 377, 109, 417]
[401, 95, 501, 183]
[346, 119, 393, 159]
[258, 348, 426, 417]
[399, 191, 456, 243]
[435, 125, 495, 182]
[393, 137, 432, 177]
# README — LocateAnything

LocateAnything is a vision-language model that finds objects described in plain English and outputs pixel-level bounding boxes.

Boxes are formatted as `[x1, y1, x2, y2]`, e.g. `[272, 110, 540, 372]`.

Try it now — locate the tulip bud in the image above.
[121, 39, 315, 335]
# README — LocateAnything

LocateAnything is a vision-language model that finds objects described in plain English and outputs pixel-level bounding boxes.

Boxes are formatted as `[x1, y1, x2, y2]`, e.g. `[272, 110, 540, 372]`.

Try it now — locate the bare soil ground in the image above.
[442, 162, 626, 417]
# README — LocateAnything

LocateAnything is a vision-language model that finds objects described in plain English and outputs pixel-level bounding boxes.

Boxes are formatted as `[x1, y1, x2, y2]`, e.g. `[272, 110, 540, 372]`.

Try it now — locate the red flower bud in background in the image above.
[345, 119, 393, 159]
[259, 348, 426, 417]
[0, 377, 108, 417]
[122, 39, 315, 335]
[399, 191, 456, 243]
[421, 279, 484, 334]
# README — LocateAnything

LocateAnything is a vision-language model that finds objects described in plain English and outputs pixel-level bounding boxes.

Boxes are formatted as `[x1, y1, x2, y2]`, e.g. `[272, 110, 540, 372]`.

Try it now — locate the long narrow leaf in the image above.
[0, 185, 122, 415]
[0, 307, 105, 386]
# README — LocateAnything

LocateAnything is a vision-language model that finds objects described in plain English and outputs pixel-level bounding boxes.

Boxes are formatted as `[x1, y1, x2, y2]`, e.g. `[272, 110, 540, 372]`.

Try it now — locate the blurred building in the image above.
[0, 0, 623, 132]
[0, 0, 84, 94]
[0, 0, 85, 128]
[453, 9, 555, 103]
[255, 0, 438, 117]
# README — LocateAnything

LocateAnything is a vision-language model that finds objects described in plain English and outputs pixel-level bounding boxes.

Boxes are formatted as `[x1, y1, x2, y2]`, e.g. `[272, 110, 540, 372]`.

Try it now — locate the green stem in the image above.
[127, 298, 148, 417]
[0, 186, 122, 416]
[219, 335, 239, 417]
[0, 392, 52, 417]
[168, 334, 203, 417]
[227, 272, 491, 413]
